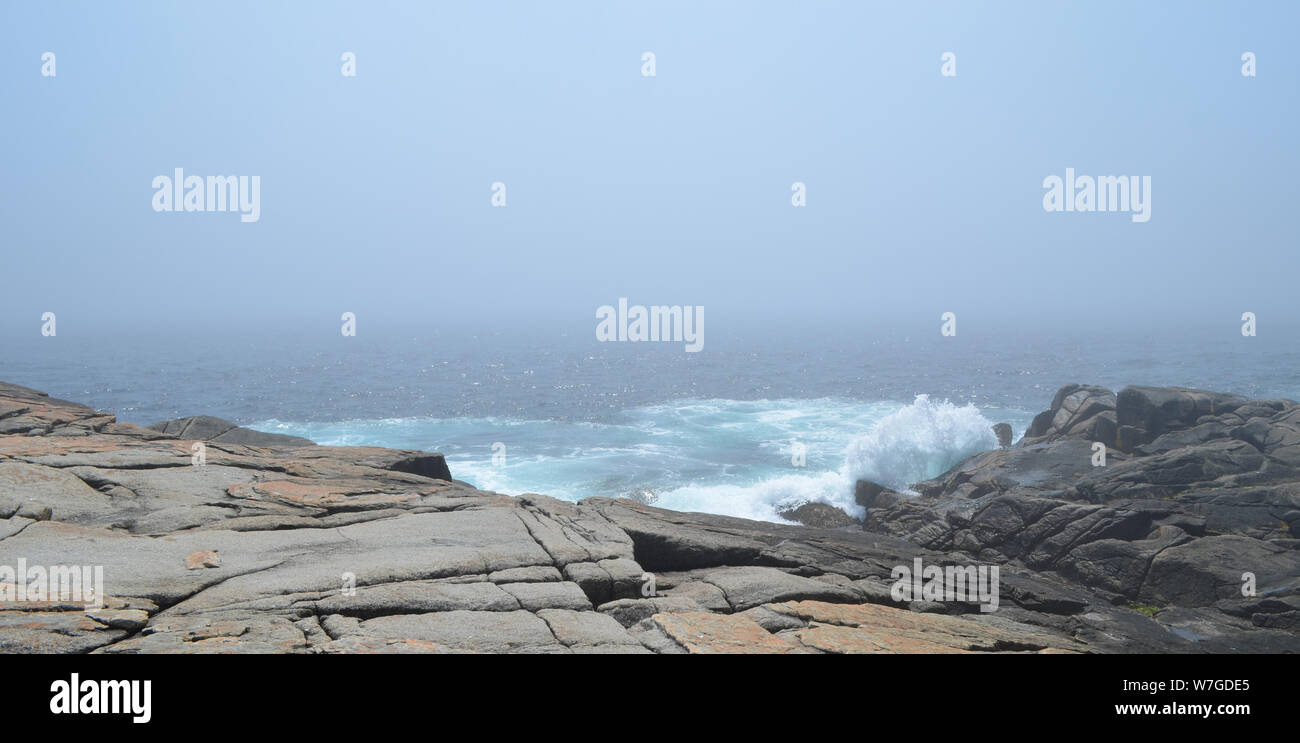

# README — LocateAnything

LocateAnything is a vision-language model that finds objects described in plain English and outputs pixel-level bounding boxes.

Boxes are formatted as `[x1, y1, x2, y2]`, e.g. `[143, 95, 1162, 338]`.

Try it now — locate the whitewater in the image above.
[251, 395, 1030, 524]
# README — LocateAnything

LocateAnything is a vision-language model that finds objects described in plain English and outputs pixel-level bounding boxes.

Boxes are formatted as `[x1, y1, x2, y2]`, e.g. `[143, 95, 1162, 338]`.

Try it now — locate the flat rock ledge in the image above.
[0, 380, 1295, 653]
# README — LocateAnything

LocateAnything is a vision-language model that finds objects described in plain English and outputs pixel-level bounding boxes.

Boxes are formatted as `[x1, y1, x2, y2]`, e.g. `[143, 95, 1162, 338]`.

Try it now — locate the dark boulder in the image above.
[384, 453, 453, 482]
[853, 479, 904, 511]
[993, 422, 1013, 448]
[1022, 384, 1117, 447]
[777, 502, 860, 529]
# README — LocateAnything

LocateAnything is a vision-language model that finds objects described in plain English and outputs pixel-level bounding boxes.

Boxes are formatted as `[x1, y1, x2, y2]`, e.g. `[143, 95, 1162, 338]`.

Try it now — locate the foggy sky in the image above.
[2, 1, 1296, 344]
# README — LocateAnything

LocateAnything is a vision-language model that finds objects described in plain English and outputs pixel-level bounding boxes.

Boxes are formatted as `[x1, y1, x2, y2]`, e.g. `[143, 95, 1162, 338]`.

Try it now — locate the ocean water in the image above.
[250, 394, 1007, 522]
[3, 325, 1297, 524]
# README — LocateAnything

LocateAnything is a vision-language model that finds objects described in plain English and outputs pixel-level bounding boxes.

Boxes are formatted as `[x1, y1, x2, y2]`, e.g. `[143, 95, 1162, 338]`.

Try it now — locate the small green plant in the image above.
[1130, 603, 1160, 618]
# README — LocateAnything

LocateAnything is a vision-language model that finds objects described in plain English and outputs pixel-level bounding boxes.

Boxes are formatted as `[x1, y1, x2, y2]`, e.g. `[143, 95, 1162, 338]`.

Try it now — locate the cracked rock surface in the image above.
[0, 380, 1295, 653]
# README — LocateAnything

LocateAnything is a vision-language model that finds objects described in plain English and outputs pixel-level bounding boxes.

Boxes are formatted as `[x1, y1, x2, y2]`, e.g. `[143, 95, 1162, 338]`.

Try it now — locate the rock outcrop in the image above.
[1, 380, 1296, 652]
[864, 383, 1300, 646]
[148, 415, 316, 448]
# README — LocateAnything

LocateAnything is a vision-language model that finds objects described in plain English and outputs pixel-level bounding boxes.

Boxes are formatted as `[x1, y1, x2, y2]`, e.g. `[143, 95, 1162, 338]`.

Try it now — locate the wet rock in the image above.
[777, 501, 859, 529]
[854, 480, 892, 510]
[993, 423, 1013, 449]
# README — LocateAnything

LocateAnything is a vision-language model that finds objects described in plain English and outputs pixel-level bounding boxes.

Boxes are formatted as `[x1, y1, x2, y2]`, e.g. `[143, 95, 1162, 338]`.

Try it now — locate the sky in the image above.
[1, 1, 1297, 344]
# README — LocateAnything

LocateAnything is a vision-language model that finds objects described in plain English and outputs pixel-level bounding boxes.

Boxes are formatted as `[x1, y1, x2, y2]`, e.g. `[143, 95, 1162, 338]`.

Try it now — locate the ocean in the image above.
[4, 324, 1296, 524]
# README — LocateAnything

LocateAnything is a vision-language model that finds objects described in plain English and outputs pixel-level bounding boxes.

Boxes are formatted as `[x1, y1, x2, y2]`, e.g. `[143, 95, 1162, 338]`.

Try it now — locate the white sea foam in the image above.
[249, 395, 1011, 524]
[653, 469, 852, 524]
[843, 394, 997, 495]
[652, 395, 998, 522]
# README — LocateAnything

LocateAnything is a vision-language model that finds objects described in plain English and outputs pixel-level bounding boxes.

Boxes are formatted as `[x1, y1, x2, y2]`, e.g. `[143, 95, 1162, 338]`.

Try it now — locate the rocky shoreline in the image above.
[1, 380, 1296, 653]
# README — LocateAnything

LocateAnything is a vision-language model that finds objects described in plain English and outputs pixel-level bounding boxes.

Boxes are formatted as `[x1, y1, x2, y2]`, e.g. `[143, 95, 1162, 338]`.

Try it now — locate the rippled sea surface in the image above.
[4, 325, 1296, 522]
